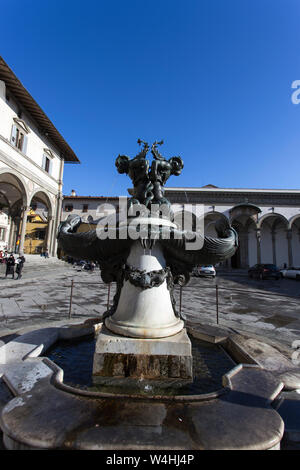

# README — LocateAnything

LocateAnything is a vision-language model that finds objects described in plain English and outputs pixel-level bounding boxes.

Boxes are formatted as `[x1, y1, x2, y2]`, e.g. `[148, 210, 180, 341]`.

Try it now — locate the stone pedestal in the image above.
[92, 326, 193, 387]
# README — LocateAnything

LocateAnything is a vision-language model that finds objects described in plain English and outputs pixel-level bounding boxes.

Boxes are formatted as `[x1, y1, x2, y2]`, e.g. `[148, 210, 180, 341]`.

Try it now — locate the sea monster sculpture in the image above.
[57, 140, 238, 321]
[115, 139, 184, 218]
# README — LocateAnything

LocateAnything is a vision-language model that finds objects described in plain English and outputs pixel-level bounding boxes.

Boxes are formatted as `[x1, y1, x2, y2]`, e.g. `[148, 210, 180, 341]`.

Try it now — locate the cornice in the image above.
[165, 189, 300, 206]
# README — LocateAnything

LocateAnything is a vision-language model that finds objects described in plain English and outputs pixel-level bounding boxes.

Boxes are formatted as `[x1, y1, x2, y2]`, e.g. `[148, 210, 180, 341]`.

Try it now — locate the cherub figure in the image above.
[149, 140, 184, 218]
[115, 139, 153, 210]
[115, 139, 184, 217]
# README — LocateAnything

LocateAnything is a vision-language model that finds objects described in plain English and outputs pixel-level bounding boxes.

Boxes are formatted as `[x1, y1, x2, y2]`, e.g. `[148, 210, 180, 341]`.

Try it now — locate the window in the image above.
[65, 205, 73, 212]
[34, 230, 45, 240]
[45, 157, 50, 173]
[42, 149, 55, 175]
[42, 154, 53, 175]
[16, 128, 24, 150]
[10, 119, 30, 154]
[82, 204, 88, 213]
[0, 227, 5, 241]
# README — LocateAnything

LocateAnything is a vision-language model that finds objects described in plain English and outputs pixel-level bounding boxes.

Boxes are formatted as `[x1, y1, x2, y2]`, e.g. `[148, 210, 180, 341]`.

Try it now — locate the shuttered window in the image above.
[10, 124, 28, 154]
[45, 157, 50, 173]
[42, 154, 53, 175]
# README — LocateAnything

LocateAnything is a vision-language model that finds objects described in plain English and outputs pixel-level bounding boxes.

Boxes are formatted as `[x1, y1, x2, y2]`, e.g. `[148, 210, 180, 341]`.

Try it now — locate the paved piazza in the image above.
[0, 255, 300, 353]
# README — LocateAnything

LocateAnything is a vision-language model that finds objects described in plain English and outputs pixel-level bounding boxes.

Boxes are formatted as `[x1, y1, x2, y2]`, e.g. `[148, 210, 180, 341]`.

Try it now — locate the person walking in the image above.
[5, 254, 15, 279]
[15, 254, 26, 280]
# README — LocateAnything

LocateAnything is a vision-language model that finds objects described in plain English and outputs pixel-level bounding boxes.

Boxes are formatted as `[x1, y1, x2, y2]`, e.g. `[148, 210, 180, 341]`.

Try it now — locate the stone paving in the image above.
[0, 256, 300, 354]
[1, 256, 300, 450]
[0, 255, 113, 338]
[183, 273, 300, 352]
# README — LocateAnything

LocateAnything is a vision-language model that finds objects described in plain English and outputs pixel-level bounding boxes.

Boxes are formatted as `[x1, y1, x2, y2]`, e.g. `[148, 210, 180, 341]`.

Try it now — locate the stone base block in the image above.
[92, 326, 193, 386]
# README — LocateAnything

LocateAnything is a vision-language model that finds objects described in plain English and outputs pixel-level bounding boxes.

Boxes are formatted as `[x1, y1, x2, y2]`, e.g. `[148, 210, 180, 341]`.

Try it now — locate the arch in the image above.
[0, 168, 29, 207]
[29, 189, 54, 217]
[231, 213, 258, 229]
[288, 214, 300, 230]
[24, 190, 55, 255]
[204, 211, 229, 227]
[230, 203, 261, 230]
[257, 213, 288, 229]
[230, 203, 262, 213]
[204, 210, 229, 221]
[204, 211, 229, 236]
[0, 169, 30, 253]
[290, 216, 300, 267]
[258, 213, 288, 268]
[0, 191, 10, 210]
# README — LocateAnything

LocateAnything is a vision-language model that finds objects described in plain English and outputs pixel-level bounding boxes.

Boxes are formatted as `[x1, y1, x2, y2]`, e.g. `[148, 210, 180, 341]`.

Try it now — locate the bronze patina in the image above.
[57, 140, 238, 320]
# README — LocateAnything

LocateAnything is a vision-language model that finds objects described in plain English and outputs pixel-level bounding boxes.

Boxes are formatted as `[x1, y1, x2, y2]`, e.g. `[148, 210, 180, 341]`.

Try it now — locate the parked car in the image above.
[193, 265, 216, 277]
[248, 264, 281, 280]
[280, 267, 300, 280]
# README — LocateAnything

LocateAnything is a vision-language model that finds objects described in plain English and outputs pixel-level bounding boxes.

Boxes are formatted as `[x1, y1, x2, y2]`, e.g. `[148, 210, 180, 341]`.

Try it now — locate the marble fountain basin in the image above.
[1, 319, 299, 450]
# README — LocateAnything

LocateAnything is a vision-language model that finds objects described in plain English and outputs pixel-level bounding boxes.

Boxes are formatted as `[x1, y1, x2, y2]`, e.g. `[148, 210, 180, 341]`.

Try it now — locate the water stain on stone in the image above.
[230, 307, 260, 315]
[264, 315, 295, 328]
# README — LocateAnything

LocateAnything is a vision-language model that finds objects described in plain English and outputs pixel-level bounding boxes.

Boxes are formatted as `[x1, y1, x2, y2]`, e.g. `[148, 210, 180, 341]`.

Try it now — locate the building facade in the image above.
[166, 186, 300, 269]
[0, 57, 79, 255]
[62, 185, 300, 269]
[62, 193, 119, 227]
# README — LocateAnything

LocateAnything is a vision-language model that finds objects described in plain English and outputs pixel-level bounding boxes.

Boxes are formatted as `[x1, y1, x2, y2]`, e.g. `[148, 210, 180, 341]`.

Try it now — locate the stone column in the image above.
[287, 229, 293, 267]
[51, 194, 63, 257]
[9, 217, 18, 252]
[271, 230, 277, 266]
[239, 230, 249, 268]
[51, 158, 64, 257]
[46, 216, 54, 252]
[256, 229, 261, 264]
[7, 215, 14, 251]
[18, 206, 29, 255]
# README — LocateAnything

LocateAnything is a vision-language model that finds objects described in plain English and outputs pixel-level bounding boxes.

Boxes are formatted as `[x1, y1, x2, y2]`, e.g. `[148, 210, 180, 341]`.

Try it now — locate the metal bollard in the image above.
[69, 279, 74, 319]
[107, 282, 111, 311]
[216, 284, 219, 324]
[179, 285, 183, 317]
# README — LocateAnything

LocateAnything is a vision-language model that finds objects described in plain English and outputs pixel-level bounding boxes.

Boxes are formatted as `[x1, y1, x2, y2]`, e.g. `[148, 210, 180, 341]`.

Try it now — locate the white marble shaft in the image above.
[105, 236, 184, 339]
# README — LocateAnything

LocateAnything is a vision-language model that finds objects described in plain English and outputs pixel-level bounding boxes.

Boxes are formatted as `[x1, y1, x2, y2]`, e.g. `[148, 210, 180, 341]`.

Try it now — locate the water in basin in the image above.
[46, 333, 235, 396]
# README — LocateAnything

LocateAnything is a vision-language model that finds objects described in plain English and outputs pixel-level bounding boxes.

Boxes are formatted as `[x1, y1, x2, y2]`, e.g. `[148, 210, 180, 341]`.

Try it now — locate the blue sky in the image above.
[1, 0, 300, 195]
